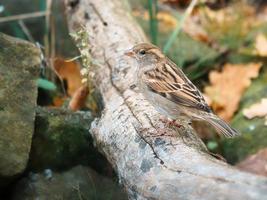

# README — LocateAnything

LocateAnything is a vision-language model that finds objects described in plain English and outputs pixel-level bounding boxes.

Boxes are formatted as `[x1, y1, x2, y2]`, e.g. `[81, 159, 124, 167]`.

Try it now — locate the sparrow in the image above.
[125, 43, 240, 138]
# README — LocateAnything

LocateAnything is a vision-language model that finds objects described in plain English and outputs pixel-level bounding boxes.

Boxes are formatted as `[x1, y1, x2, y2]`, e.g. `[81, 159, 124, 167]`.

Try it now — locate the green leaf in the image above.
[207, 141, 218, 151]
[148, 0, 158, 45]
[163, 0, 198, 54]
[37, 78, 57, 91]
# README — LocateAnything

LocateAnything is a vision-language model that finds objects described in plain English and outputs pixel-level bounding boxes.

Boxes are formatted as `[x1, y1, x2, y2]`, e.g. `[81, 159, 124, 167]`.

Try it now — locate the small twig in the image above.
[65, 55, 82, 62]
[0, 11, 48, 23]
[18, 20, 35, 42]
[44, 0, 52, 58]
[163, 0, 198, 54]
[50, 15, 56, 60]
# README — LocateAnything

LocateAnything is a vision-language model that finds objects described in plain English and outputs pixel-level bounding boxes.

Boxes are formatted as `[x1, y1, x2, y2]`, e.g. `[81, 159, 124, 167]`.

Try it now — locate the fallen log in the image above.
[64, 0, 267, 199]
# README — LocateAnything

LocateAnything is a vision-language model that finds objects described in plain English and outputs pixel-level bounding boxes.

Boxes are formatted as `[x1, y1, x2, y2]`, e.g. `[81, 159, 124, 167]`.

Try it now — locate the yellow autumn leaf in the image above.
[199, 2, 261, 44]
[204, 63, 262, 122]
[132, 10, 177, 32]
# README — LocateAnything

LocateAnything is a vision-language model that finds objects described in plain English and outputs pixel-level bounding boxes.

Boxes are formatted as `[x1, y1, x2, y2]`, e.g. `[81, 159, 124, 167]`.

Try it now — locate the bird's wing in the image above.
[143, 58, 211, 113]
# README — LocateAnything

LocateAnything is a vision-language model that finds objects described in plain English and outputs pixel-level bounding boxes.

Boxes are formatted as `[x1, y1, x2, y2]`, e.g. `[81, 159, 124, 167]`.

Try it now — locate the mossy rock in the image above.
[0, 33, 40, 185]
[222, 68, 267, 164]
[29, 107, 106, 171]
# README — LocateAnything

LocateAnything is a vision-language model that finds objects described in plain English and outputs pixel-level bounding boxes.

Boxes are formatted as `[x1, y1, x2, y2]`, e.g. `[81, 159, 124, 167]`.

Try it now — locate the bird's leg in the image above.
[147, 131, 173, 138]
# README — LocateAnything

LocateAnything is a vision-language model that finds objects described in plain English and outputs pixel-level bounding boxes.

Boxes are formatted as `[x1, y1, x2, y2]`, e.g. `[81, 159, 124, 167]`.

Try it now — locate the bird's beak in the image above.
[124, 50, 134, 57]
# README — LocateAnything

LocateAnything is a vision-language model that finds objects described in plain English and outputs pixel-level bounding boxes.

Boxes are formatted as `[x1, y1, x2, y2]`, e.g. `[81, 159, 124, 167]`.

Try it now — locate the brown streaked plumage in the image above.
[125, 43, 240, 138]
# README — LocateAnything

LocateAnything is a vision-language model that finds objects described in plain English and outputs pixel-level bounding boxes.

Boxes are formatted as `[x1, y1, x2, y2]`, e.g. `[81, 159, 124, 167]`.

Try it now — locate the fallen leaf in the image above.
[158, 12, 177, 31]
[237, 148, 267, 177]
[254, 34, 267, 57]
[159, 0, 190, 6]
[68, 85, 89, 111]
[132, 10, 177, 32]
[199, 2, 261, 47]
[204, 63, 262, 122]
[53, 96, 67, 107]
[183, 16, 210, 43]
[243, 98, 267, 125]
[53, 58, 82, 96]
[160, 0, 211, 6]
[201, 3, 256, 27]
[256, 4, 267, 23]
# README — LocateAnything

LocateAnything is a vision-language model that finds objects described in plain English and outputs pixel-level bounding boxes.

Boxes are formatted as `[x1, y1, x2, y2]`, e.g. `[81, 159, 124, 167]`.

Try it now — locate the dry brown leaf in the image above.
[199, 2, 261, 44]
[159, 0, 189, 6]
[204, 63, 262, 122]
[184, 16, 210, 43]
[53, 58, 82, 96]
[237, 148, 267, 177]
[159, 0, 211, 6]
[157, 12, 177, 31]
[133, 7, 210, 42]
[257, 5, 267, 23]
[201, 3, 255, 26]
[132, 11, 177, 32]
[68, 85, 89, 111]
[52, 96, 67, 107]
[243, 98, 267, 125]
[254, 34, 267, 57]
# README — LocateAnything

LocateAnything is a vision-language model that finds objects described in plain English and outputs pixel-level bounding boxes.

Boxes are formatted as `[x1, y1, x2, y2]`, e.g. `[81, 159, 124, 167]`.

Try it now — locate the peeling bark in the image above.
[65, 0, 267, 199]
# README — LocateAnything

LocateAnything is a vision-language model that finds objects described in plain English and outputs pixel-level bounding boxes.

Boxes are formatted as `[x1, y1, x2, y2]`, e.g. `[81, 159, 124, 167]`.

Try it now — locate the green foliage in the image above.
[207, 141, 218, 151]
[163, 0, 198, 54]
[37, 78, 57, 91]
[148, 0, 158, 45]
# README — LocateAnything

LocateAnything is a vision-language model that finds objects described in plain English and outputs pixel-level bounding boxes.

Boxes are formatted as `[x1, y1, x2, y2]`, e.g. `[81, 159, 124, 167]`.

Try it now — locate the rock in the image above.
[0, 33, 40, 183]
[222, 68, 267, 164]
[29, 107, 97, 171]
[13, 165, 128, 200]
[236, 148, 267, 177]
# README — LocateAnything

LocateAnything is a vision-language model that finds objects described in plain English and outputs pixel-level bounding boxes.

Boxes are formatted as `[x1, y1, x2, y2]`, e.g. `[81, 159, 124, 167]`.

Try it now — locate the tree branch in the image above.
[64, 0, 267, 199]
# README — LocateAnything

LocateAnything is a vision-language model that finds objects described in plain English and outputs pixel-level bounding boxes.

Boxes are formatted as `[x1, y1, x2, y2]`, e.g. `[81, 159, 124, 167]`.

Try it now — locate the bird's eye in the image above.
[139, 49, 146, 55]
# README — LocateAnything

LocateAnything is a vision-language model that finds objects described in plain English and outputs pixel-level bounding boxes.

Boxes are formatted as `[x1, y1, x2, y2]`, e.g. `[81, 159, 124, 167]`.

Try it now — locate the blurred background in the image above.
[1, 0, 267, 199]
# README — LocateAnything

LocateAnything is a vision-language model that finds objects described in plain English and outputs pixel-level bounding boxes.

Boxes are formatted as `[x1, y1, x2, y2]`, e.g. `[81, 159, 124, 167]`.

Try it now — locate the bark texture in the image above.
[65, 0, 267, 199]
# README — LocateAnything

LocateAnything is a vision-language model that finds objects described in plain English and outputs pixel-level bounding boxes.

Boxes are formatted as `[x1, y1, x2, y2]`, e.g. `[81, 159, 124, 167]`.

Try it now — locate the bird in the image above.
[124, 43, 240, 138]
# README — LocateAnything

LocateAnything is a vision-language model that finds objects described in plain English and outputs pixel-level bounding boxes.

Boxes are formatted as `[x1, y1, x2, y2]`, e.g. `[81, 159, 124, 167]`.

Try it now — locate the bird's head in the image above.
[125, 43, 165, 67]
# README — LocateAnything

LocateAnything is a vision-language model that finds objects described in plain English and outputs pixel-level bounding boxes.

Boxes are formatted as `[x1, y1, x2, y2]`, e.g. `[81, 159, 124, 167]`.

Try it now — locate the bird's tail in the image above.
[204, 114, 240, 138]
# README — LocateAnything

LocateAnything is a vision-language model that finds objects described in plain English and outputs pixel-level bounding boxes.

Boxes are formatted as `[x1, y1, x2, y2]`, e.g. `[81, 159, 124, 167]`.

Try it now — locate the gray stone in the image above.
[0, 33, 40, 180]
[13, 165, 128, 200]
[29, 107, 95, 170]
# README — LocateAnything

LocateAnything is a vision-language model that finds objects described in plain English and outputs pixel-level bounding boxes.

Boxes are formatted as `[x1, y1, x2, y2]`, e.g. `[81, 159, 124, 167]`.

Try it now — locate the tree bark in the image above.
[64, 0, 267, 199]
